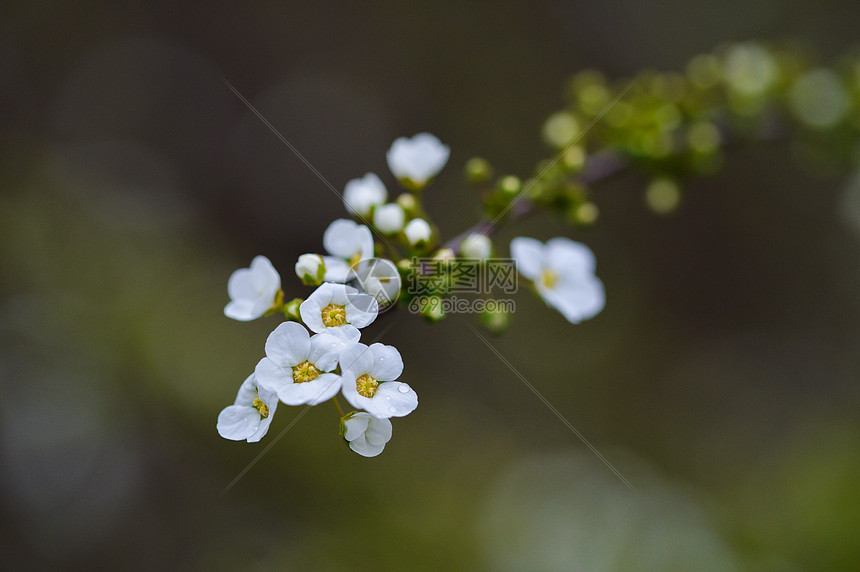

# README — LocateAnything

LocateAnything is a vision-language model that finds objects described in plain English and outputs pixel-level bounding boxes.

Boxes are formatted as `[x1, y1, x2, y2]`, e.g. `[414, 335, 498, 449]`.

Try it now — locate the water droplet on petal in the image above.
[397, 384, 410, 393]
[388, 407, 397, 414]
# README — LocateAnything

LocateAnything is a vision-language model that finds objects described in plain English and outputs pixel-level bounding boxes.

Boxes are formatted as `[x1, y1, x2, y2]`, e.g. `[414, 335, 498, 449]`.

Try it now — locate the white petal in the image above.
[322, 256, 350, 283]
[343, 172, 387, 216]
[325, 282, 355, 306]
[510, 237, 545, 279]
[227, 268, 257, 301]
[323, 219, 363, 259]
[364, 416, 393, 446]
[249, 255, 281, 291]
[356, 224, 375, 260]
[368, 343, 403, 381]
[343, 413, 371, 441]
[265, 322, 311, 366]
[308, 332, 352, 371]
[349, 435, 386, 457]
[300, 283, 335, 333]
[546, 237, 596, 274]
[278, 372, 342, 406]
[362, 381, 418, 419]
[248, 389, 278, 443]
[233, 373, 259, 406]
[345, 293, 379, 329]
[217, 405, 261, 441]
[254, 357, 294, 394]
[339, 343, 374, 376]
[224, 299, 258, 321]
[251, 284, 280, 317]
[540, 276, 605, 324]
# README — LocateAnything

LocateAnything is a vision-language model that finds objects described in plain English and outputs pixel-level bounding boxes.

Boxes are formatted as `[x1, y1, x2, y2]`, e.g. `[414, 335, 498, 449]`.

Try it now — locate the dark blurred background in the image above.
[2, 1, 860, 570]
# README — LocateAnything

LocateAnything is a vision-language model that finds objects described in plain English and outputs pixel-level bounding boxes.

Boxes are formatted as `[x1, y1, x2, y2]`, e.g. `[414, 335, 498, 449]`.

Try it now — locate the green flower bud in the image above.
[480, 306, 511, 334]
[465, 157, 493, 185]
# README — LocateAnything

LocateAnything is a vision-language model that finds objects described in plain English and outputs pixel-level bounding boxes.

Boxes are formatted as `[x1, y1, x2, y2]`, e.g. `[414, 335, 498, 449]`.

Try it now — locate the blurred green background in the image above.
[2, 1, 860, 570]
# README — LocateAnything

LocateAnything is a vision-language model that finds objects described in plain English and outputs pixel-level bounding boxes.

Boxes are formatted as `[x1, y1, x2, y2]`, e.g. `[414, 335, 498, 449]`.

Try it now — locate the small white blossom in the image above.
[217, 374, 278, 442]
[386, 133, 450, 189]
[510, 236, 605, 324]
[322, 219, 375, 282]
[373, 203, 406, 234]
[404, 218, 432, 245]
[254, 322, 349, 406]
[295, 253, 326, 285]
[300, 282, 378, 336]
[340, 342, 418, 419]
[342, 412, 392, 457]
[461, 233, 492, 260]
[343, 173, 387, 217]
[224, 255, 281, 321]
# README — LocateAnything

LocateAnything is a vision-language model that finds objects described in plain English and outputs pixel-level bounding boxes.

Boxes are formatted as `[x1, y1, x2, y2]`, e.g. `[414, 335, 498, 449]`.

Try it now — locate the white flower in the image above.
[254, 322, 349, 406]
[373, 203, 406, 234]
[404, 218, 432, 245]
[342, 412, 392, 457]
[295, 253, 326, 285]
[217, 374, 278, 442]
[224, 255, 281, 321]
[343, 173, 387, 217]
[340, 342, 418, 419]
[322, 219, 375, 282]
[460, 233, 492, 260]
[300, 282, 378, 336]
[386, 133, 450, 190]
[510, 236, 605, 324]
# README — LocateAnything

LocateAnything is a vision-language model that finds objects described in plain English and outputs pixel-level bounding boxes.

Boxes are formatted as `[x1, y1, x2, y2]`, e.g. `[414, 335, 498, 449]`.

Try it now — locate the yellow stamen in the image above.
[292, 360, 321, 383]
[541, 269, 558, 290]
[321, 303, 347, 327]
[252, 397, 269, 418]
[356, 373, 378, 398]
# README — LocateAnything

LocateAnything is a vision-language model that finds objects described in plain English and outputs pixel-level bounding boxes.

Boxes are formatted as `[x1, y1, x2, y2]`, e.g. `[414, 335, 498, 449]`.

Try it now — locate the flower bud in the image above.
[373, 203, 406, 234]
[395, 193, 418, 215]
[465, 157, 493, 185]
[295, 254, 326, 285]
[419, 295, 445, 322]
[480, 306, 511, 334]
[460, 233, 492, 260]
[433, 247, 456, 262]
[404, 218, 432, 246]
[283, 297, 303, 321]
[497, 175, 521, 195]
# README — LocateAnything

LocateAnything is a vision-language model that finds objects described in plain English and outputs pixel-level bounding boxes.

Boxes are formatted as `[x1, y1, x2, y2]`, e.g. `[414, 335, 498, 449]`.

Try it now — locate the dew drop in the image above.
[388, 407, 397, 414]
[397, 384, 410, 393]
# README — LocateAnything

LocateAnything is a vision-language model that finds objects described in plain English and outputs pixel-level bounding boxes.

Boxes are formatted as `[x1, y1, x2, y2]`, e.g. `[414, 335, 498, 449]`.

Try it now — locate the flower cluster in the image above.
[218, 260, 418, 456]
[217, 133, 455, 457]
[218, 132, 608, 457]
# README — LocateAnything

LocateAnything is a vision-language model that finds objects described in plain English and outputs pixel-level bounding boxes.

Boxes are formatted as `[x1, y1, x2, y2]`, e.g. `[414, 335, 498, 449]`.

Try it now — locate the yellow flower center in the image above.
[349, 252, 363, 268]
[292, 360, 320, 383]
[252, 396, 269, 418]
[540, 269, 558, 290]
[321, 303, 347, 327]
[356, 373, 378, 398]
